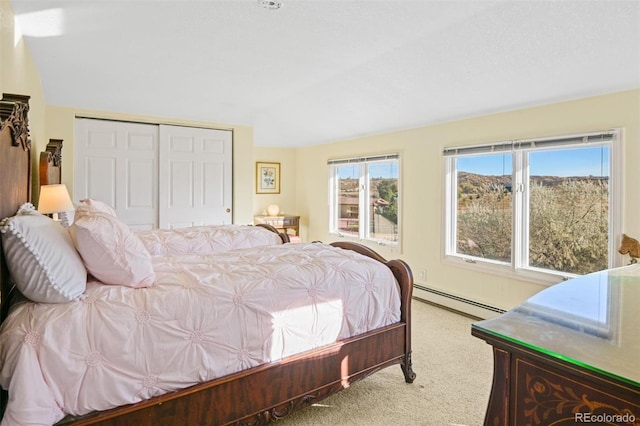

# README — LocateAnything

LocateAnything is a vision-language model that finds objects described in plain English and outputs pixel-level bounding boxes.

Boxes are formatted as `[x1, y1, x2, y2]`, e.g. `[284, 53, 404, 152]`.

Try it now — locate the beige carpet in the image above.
[277, 299, 494, 426]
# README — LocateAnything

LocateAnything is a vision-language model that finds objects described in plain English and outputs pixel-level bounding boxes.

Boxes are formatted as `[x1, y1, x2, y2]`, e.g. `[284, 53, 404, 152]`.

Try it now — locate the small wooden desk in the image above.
[254, 215, 300, 237]
[472, 266, 640, 426]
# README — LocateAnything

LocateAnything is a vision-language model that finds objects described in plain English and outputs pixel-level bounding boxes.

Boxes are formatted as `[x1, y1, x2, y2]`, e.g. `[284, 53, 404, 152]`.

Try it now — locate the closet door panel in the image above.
[75, 119, 158, 230]
[159, 125, 232, 229]
[202, 162, 225, 207]
[84, 157, 116, 207]
[127, 159, 154, 208]
[169, 160, 195, 207]
[87, 132, 116, 149]
[119, 126, 158, 230]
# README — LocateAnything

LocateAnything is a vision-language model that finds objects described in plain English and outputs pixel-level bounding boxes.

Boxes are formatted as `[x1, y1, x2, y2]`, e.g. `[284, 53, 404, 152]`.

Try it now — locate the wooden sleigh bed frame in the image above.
[0, 94, 416, 425]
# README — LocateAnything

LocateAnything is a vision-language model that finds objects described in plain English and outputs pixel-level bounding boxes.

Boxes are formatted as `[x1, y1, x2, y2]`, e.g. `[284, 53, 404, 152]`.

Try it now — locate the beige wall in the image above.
[0, 0, 46, 198]
[296, 89, 640, 312]
[45, 105, 256, 225]
[252, 146, 297, 222]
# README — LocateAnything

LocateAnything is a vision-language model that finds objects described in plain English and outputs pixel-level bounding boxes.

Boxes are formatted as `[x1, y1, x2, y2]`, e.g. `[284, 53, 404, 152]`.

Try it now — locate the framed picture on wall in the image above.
[256, 161, 281, 194]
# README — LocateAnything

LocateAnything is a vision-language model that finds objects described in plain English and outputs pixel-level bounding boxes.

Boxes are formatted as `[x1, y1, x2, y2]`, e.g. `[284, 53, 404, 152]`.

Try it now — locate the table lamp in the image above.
[38, 184, 75, 227]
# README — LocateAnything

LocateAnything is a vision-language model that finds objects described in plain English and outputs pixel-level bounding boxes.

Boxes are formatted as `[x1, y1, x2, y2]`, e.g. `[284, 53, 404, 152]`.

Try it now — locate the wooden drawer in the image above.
[513, 357, 640, 425]
[283, 217, 298, 227]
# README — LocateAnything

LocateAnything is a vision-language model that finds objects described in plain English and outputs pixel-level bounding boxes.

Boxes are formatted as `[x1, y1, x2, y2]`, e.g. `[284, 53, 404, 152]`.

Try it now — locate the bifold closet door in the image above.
[158, 125, 233, 229]
[74, 118, 158, 230]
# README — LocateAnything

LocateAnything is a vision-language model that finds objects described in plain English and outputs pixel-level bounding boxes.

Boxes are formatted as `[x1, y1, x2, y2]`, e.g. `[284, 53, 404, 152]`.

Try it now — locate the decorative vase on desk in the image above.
[267, 204, 280, 216]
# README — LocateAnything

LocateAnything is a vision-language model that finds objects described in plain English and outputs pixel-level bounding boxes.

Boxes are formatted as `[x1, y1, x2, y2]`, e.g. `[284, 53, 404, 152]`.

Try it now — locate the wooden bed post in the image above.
[387, 258, 417, 383]
[0, 93, 31, 320]
[0, 93, 31, 420]
[329, 241, 416, 383]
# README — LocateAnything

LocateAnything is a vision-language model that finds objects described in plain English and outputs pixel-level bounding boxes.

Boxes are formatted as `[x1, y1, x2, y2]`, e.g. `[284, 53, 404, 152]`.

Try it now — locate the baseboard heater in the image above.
[414, 284, 506, 319]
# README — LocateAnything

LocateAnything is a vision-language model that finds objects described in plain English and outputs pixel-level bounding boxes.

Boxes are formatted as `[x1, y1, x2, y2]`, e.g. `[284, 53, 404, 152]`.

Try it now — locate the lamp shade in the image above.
[38, 184, 74, 214]
[267, 204, 280, 216]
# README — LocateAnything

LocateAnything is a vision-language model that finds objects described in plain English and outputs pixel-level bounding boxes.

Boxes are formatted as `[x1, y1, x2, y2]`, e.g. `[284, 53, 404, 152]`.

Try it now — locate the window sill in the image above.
[442, 254, 575, 287]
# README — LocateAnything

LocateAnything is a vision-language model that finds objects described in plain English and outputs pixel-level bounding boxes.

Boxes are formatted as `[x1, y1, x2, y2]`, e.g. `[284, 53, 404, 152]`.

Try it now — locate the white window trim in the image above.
[443, 129, 623, 285]
[328, 153, 401, 247]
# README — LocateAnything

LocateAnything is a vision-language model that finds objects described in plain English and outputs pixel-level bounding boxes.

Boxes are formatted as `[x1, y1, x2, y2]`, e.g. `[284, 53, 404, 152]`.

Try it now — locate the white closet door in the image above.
[74, 119, 159, 230]
[158, 125, 232, 229]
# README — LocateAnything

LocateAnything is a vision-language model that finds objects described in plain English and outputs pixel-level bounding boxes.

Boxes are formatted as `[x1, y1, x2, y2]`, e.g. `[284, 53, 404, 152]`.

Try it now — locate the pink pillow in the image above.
[76, 199, 118, 219]
[70, 208, 155, 288]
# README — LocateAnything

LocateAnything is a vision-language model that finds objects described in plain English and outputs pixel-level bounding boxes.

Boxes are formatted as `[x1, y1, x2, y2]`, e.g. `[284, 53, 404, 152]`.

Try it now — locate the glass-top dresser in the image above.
[472, 265, 640, 426]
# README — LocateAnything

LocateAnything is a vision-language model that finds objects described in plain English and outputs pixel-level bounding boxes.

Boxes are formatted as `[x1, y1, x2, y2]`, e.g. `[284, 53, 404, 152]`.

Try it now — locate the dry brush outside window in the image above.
[444, 130, 621, 279]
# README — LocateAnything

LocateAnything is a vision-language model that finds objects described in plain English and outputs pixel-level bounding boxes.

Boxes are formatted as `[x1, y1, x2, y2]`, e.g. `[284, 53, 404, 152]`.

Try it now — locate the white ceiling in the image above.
[10, 0, 640, 148]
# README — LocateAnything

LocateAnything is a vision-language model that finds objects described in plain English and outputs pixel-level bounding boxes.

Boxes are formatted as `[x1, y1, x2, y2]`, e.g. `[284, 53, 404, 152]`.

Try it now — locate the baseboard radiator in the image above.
[414, 284, 506, 319]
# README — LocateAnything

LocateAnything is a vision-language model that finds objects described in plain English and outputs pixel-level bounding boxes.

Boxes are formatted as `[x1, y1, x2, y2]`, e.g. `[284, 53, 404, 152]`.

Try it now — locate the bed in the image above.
[0, 94, 416, 425]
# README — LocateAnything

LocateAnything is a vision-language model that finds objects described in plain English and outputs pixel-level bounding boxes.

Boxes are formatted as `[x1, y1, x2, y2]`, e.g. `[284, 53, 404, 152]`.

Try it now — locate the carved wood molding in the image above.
[520, 370, 639, 425]
[235, 381, 349, 425]
[44, 139, 63, 167]
[0, 93, 31, 150]
[233, 359, 408, 426]
[39, 139, 63, 186]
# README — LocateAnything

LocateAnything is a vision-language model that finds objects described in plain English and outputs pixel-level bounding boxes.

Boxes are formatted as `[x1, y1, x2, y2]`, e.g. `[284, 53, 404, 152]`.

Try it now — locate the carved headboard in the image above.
[40, 139, 63, 185]
[0, 94, 31, 320]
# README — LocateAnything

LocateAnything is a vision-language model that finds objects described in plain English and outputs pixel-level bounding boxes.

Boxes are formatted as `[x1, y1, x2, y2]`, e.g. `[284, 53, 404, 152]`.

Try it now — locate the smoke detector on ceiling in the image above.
[259, 0, 283, 10]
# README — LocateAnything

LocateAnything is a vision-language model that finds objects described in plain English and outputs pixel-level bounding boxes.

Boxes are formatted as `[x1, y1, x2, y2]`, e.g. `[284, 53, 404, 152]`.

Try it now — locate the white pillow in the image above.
[70, 207, 155, 288]
[0, 203, 87, 303]
[76, 198, 118, 218]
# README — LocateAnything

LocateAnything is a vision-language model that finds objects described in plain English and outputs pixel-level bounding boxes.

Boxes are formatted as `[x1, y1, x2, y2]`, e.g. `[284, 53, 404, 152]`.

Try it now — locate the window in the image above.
[329, 154, 400, 245]
[444, 130, 621, 279]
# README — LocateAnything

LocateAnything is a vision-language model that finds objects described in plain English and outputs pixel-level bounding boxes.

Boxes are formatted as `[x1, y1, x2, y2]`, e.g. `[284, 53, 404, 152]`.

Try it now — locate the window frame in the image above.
[328, 153, 401, 247]
[443, 129, 623, 284]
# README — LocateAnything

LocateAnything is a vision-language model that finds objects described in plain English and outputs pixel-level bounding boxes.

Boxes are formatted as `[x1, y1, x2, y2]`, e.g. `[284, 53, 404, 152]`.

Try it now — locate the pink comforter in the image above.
[136, 224, 283, 255]
[0, 243, 400, 426]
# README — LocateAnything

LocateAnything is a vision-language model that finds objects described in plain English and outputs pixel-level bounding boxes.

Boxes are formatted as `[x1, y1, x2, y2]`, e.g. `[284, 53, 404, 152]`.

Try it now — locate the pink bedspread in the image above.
[0, 243, 400, 426]
[135, 225, 283, 256]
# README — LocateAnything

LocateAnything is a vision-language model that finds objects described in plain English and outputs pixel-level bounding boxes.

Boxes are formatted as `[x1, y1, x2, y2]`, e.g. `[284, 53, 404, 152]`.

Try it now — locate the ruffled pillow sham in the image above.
[0, 203, 87, 303]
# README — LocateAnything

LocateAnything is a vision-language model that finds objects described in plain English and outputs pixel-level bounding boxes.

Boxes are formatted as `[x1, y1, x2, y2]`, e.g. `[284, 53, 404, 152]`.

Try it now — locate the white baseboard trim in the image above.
[413, 285, 506, 320]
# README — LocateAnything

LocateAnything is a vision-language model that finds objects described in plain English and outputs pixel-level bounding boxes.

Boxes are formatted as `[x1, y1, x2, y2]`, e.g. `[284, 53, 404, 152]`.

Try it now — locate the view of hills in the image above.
[458, 172, 608, 194]
[338, 177, 397, 195]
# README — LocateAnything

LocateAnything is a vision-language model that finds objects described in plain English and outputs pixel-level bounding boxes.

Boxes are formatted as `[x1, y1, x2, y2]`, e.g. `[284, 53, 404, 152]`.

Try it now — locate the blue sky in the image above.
[457, 147, 610, 177]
